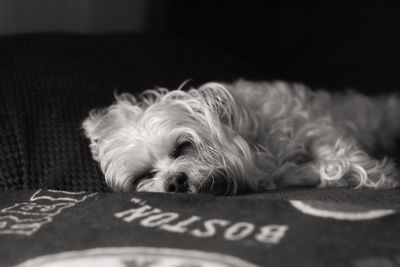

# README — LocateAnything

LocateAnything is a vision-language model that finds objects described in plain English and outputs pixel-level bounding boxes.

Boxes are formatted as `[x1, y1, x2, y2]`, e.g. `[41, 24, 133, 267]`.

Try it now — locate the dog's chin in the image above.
[133, 175, 235, 195]
[134, 177, 198, 193]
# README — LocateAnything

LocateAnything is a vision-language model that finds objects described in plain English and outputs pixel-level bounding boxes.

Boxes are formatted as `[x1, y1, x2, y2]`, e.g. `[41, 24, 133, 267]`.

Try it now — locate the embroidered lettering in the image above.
[224, 222, 255, 241]
[114, 197, 289, 245]
[255, 225, 288, 244]
[115, 205, 161, 223]
[140, 213, 179, 227]
[160, 216, 202, 233]
[191, 219, 230, 238]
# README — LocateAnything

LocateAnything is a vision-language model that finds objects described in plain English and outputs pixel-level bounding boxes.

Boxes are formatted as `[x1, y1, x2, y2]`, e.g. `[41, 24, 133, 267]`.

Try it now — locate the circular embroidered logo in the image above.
[290, 200, 396, 221]
[15, 247, 258, 267]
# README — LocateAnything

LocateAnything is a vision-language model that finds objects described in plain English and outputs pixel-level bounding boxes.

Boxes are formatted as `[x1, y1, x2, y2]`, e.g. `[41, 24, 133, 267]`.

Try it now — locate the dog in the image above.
[82, 80, 400, 195]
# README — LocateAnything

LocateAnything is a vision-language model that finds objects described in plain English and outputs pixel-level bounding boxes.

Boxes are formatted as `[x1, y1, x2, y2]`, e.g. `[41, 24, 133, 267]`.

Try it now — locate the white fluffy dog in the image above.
[83, 80, 400, 195]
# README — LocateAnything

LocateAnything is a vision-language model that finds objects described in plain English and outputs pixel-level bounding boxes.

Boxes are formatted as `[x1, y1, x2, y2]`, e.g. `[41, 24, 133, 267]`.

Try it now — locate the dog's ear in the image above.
[196, 82, 258, 140]
[82, 93, 143, 160]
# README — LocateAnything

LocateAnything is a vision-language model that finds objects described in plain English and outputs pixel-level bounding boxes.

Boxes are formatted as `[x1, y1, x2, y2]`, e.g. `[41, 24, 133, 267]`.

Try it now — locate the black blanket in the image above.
[1, 189, 399, 267]
[0, 33, 255, 192]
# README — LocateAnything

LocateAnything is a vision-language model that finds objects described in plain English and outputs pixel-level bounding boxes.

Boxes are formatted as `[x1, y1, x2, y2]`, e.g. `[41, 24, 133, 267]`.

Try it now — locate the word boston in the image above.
[115, 198, 289, 244]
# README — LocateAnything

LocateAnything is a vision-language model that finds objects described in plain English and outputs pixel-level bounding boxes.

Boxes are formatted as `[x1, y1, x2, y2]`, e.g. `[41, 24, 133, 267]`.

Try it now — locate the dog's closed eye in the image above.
[170, 141, 193, 158]
[133, 170, 157, 188]
[141, 170, 157, 180]
[132, 170, 157, 191]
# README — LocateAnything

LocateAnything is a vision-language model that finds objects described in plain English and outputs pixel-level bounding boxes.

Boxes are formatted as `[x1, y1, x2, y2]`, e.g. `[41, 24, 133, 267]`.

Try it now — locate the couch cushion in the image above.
[0, 33, 256, 191]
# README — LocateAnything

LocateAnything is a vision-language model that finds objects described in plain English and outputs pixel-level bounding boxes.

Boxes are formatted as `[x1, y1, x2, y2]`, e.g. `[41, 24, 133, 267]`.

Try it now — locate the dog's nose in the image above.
[166, 172, 189, 193]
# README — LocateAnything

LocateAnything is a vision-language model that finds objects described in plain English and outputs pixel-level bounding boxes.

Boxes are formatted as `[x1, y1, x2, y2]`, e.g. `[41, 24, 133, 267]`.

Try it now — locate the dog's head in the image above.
[82, 83, 266, 195]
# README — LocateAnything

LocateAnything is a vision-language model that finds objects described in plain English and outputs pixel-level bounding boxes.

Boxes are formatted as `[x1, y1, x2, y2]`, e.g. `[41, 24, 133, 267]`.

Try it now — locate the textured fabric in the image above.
[0, 33, 255, 192]
[1, 188, 400, 267]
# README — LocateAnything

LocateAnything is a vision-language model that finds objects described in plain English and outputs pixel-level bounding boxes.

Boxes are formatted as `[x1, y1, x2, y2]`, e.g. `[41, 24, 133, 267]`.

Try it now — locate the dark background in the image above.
[162, 1, 400, 93]
[2, 1, 400, 93]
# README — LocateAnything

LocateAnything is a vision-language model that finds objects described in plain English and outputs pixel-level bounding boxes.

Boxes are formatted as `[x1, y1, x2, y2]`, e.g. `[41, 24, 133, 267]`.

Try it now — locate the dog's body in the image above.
[83, 80, 400, 194]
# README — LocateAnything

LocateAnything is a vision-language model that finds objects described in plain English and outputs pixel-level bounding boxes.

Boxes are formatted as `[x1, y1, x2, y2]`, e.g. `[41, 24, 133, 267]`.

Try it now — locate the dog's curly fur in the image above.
[83, 80, 400, 195]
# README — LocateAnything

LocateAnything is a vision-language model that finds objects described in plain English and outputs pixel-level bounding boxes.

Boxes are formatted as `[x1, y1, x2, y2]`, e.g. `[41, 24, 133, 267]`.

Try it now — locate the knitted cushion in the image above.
[0, 33, 256, 192]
